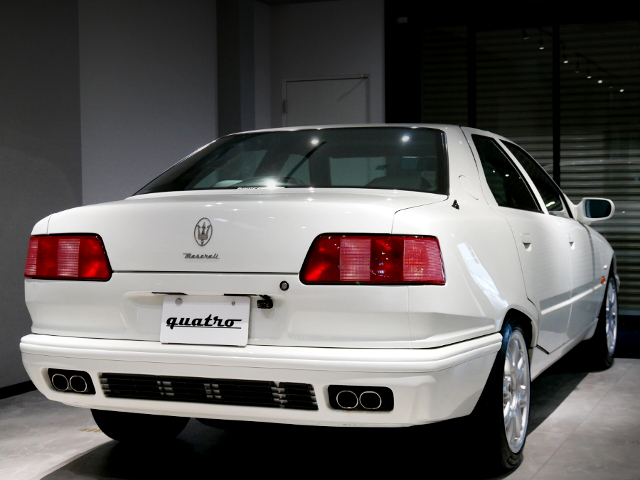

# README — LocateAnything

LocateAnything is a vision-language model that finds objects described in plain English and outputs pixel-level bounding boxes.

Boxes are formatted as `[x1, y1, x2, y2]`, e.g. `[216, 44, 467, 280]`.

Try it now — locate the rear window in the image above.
[135, 127, 449, 195]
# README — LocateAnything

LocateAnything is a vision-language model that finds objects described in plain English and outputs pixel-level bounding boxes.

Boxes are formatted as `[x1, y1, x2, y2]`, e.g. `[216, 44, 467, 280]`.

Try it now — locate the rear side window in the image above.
[471, 135, 541, 213]
[136, 127, 449, 195]
[502, 141, 571, 218]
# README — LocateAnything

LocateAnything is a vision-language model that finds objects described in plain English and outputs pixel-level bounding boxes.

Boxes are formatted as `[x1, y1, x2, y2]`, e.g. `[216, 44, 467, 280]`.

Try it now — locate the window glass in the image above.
[502, 141, 571, 218]
[329, 157, 386, 186]
[471, 135, 541, 212]
[136, 128, 449, 195]
[192, 151, 266, 189]
[278, 154, 311, 185]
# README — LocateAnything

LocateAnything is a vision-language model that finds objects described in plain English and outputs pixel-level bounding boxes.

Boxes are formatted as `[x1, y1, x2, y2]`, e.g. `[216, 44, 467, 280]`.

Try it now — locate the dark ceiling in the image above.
[256, 0, 340, 4]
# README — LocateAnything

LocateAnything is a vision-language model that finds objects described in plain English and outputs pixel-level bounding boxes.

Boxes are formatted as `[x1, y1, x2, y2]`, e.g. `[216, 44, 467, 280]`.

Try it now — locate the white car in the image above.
[21, 125, 618, 471]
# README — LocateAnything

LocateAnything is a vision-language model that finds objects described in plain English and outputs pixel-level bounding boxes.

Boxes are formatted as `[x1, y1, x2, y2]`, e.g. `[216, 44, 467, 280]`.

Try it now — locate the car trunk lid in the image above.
[46, 189, 446, 274]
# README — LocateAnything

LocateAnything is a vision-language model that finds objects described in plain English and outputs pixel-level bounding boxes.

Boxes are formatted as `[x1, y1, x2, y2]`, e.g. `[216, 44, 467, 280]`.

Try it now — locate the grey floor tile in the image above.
[591, 390, 640, 416]
[575, 415, 640, 445]
[531, 433, 640, 480]
[532, 403, 596, 437]
[0, 391, 109, 480]
[504, 431, 568, 480]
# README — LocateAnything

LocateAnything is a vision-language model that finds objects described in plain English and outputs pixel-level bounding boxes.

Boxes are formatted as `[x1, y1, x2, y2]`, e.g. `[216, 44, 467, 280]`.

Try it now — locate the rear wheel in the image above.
[472, 321, 531, 472]
[91, 409, 189, 442]
[584, 276, 618, 369]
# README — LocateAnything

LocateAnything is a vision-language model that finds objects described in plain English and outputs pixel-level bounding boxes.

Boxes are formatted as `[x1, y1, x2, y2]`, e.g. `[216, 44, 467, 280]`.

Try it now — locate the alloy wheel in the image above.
[503, 329, 530, 453]
[606, 279, 618, 356]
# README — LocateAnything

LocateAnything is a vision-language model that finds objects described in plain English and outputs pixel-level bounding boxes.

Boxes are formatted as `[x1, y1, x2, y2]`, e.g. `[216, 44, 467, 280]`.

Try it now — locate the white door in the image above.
[463, 128, 573, 353]
[284, 77, 369, 127]
[564, 222, 600, 339]
[497, 139, 600, 342]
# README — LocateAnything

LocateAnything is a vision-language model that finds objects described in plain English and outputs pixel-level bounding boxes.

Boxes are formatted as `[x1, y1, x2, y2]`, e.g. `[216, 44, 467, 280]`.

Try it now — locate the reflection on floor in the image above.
[1, 336, 640, 480]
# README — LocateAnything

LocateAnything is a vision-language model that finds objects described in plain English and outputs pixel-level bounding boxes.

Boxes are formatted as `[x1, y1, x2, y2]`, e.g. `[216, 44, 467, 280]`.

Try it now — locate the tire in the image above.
[583, 275, 618, 370]
[91, 409, 189, 443]
[471, 320, 531, 472]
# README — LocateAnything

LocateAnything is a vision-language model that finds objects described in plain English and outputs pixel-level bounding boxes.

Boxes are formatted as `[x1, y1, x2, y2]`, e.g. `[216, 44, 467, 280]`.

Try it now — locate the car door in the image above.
[498, 139, 599, 342]
[563, 221, 600, 339]
[462, 128, 573, 353]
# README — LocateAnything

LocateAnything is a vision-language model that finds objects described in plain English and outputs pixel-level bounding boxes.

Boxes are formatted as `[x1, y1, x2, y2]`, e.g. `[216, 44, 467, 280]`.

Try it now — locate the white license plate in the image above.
[160, 295, 250, 346]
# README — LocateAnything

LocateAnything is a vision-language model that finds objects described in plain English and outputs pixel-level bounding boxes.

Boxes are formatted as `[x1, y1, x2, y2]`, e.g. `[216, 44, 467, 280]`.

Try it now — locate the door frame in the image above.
[282, 74, 371, 127]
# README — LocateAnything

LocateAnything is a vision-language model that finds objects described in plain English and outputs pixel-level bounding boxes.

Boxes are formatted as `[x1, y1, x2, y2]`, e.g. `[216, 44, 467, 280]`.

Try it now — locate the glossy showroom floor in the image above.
[2, 319, 639, 480]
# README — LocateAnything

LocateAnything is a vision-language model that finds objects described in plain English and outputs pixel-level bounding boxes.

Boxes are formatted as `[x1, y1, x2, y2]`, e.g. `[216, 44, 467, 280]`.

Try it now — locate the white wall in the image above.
[0, 0, 83, 389]
[268, 0, 385, 128]
[79, 0, 218, 205]
[254, 1, 271, 130]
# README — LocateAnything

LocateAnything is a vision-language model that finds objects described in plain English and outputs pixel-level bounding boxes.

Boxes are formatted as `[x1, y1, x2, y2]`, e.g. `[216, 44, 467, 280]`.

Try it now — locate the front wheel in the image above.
[471, 321, 531, 472]
[583, 276, 618, 369]
[91, 409, 189, 442]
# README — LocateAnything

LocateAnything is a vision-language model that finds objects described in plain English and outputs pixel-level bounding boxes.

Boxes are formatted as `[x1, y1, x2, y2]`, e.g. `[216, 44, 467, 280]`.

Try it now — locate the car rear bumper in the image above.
[21, 333, 501, 427]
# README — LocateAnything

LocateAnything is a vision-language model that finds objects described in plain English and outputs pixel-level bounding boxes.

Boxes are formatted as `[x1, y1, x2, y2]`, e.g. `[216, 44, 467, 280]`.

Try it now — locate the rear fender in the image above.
[392, 199, 536, 348]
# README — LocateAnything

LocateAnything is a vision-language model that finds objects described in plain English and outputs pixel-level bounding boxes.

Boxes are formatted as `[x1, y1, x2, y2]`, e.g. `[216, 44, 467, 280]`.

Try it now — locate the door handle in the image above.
[520, 233, 532, 247]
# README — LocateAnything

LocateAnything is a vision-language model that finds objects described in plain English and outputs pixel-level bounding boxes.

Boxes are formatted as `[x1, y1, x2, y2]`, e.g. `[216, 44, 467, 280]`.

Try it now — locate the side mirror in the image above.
[576, 198, 615, 225]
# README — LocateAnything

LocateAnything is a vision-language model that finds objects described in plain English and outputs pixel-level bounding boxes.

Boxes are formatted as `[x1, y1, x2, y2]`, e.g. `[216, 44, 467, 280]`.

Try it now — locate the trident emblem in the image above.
[194, 218, 212, 246]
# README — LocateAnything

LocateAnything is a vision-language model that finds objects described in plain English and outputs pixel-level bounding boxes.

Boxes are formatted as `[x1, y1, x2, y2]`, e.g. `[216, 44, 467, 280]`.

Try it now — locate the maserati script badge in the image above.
[194, 218, 212, 246]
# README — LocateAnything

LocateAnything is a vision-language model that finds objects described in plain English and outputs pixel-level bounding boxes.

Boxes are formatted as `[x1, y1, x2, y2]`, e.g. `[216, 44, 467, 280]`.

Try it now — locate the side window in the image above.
[502, 141, 571, 218]
[471, 135, 541, 212]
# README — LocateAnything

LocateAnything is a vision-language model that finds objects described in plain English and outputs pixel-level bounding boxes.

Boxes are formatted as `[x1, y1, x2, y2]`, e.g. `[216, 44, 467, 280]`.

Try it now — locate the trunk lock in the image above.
[257, 295, 273, 309]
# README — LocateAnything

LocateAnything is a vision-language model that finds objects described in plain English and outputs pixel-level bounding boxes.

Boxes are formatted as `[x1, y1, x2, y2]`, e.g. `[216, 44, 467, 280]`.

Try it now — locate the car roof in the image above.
[232, 124, 464, 135]
[231, 124, 512, 144]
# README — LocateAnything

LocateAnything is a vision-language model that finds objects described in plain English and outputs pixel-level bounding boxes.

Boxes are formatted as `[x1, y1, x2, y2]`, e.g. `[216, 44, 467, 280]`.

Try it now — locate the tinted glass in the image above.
[585, 199, 612, 218]
[502, 141, 570, 218]
[471, 135, 541, 212]
[136, 128, 448, 195]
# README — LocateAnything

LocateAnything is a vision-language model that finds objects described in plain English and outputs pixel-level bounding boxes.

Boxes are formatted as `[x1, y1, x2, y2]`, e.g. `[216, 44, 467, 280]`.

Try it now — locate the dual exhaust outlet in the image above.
[328, 385, 394, 412]
[336, 390, 382, 410]
[48, 369, 95, 395]
[52, 373, 88, 393]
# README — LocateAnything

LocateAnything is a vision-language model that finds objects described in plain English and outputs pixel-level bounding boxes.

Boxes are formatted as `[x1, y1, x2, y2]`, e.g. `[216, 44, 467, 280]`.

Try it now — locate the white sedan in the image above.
[21, 125, 618, 471]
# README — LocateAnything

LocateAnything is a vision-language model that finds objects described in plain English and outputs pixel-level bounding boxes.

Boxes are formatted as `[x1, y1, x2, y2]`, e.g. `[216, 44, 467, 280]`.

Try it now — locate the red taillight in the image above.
[24, 235, 112, 281]
[300, 235, 445, 285]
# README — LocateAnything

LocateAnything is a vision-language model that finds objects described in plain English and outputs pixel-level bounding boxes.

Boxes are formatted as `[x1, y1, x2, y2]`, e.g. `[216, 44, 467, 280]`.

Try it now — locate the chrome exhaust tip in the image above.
[359, 391, 382, 410]
[328, 385, 393, 411]
[51, 373, 69, 392]
[69, 375, 88, 393]
[47, 369, 95, 395]
[336, 390, 359, 410]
